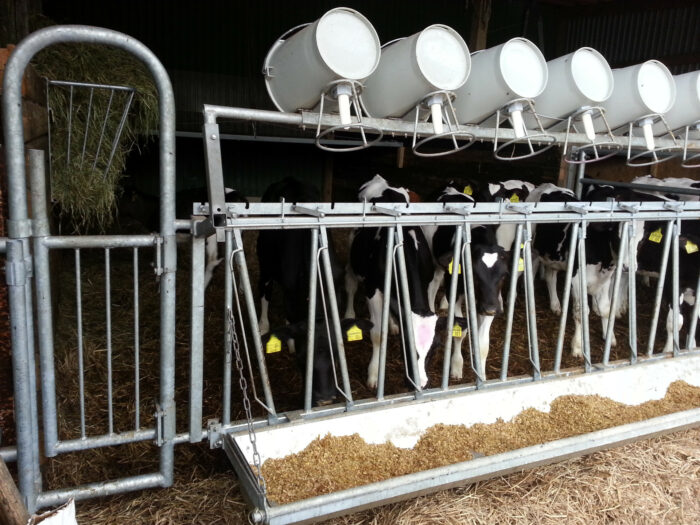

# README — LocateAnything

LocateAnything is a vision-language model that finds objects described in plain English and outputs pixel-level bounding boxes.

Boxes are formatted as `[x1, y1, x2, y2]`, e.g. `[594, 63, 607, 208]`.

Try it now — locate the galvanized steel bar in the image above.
[92, 89, 114, 171]
[441, 226, 463, 390]
[304, 229, 320, 412]
[671, 219, 681, 355]
[133, 247, 141, 430]
[554, 223, 580, 373]
[319, 226, 353, 405]
[577, 222, 592, 372]
[500, 224, 524, 381]
[80, 87, 94, 167]
[627, 221, 638, 359]
[394, 225, 422, 392]
[646, 221, 674, 356]
[461, 225, 483, 384]
[43, 235, 159, 249]
[105, 248, 114, 434]
[223, 230, 234, 425]
[6, 240, 38, 511]
[103, 88, 135, 179]
[232, 228, 277, 416]
[522, 223, 541, 379]
[603, 223, 630, 366]
[75, 250, 86, 438]
[53, 429, 157, 454]
[189, 234, 205, 441]
[66, 84, 73, 166]
[687, 271, 700, 351]
[376, 228, 395, 400]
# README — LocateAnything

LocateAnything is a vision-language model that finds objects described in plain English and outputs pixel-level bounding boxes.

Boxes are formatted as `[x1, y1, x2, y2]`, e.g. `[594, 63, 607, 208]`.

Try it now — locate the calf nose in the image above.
[483, 308, 497, 316]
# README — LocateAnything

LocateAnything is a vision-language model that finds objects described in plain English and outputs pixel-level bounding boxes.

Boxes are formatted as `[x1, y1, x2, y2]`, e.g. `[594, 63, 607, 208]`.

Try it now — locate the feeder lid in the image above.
[570, 48, 614, 103]
[315, 8, 381, 80]
[637, 60, 676, 114]
[415, 25, 471, 91]
[499, 38, 548, 98]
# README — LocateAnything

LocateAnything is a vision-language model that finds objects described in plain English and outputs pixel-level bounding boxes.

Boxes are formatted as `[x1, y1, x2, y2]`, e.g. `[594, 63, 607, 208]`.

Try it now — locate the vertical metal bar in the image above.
[133, 247, 140, 430]
[202, 121, 227, 236]
[66, 84, 73, 166]
[687, 270, 700, 351]
[394, 225, 421, 392]
[461, 224, 483, 384]
[304, 229, 320, 412]
[627, 221, 638, 359]
[574, 155, 586, 198]
[554, 222, 580, 374]
[105, 248, 114, 434]
[646, 221, 674, 356]
[80, 87, 94, 167]
[500, 224, 524, 381]
[522, 222, 541, 379]
[75, 249, 86, 438]
[376, 227, 395, 400]
[103, 89, 135, 179]
[223, 230, 233, 425]
[578, 221, 592, 372]
[189, 233, 205, 441]
[319, 226, 353, 404]
[7, 240, 38, 512]
[91, 90, 114, 171]
[28, 148, 60, 458]
[671, 218, 680, 356]
[441, 225, 463, 390]
[603, 223, 629, 365]
[232, 229, 276, 416]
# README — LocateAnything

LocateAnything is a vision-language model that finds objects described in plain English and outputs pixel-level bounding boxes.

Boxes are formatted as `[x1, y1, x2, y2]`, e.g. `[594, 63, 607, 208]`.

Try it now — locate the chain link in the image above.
[228, 307, 267, 495]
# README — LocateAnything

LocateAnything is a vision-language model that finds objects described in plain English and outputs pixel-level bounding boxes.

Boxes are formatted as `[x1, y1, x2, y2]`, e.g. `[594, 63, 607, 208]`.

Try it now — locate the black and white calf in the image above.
[528, 183, 622, 357]
[256, 177, 343, 351]
[345, 175, 463, 389]
[430, 185, 509, 377]
[481, 180, 535, 253]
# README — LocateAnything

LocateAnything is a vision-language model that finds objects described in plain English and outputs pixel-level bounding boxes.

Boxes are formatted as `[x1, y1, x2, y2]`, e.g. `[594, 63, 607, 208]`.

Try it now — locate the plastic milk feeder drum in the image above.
[263, 7, 381, 125]
[652, 70, 700, 135]
[530, 47, 614, 141]
[361, 25, 471, 134]
[596, 60, 676, 150]
[453, 37, 548, 138]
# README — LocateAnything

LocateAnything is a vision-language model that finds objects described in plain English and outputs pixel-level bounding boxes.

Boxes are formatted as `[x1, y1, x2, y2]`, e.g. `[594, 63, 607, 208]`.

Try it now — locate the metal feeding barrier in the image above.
[2, 23, 700, 525]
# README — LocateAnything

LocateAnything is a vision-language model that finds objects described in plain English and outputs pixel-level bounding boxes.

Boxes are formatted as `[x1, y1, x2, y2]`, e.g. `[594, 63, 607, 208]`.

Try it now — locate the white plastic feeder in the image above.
[652, 70, 700, 135]
[263, 7, 381, 125]
[530, 47, 614, 140]
[453, 37, 548, 138]
[596, 60, 676, 151]
[361, 24, 471, 135]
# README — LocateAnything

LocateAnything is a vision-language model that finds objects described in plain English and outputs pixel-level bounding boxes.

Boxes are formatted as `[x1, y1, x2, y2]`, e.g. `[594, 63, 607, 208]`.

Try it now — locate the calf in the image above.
[632, 175, 700, 202]
[262, 318, 373, 406]
[256, 177, 343, 343]
[345, 175, 465, 389]
[481, 180, 535, 253]
[430, 186, 509, 377]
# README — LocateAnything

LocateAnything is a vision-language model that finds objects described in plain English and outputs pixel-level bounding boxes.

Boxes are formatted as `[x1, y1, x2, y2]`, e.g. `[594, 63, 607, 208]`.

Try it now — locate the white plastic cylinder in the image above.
[361, 25, 471, 118]
[595, 60, 676, 132]
[528, 47, 614, 129]
[652, 70, 700, 135]
[453, 37, 548, 125]
[263, 7, 380, 113]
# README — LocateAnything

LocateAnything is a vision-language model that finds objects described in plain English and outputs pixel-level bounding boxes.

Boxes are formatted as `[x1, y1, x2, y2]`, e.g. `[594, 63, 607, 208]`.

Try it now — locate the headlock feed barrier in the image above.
[2, 25, 700, 524]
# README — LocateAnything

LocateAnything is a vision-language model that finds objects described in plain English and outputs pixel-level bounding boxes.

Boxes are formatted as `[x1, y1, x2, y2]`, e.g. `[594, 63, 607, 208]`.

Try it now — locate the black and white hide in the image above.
[345, 175, 465, 389]
[632, 175, 700, 202]
[430, 186, 509, 378]
[261, 318, 373, 406]
[481, 180, 535, 254]
[256, 177, 343, 355]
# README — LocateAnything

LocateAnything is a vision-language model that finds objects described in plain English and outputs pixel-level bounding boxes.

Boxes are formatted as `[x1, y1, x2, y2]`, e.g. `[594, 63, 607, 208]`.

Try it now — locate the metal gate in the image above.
[2, 24, 700, 523]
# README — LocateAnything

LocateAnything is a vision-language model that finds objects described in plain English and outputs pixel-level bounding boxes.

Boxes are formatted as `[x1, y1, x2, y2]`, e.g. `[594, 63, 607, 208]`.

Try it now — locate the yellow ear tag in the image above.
[510, 193, 520, 203]
[686, 240, 699, 254]
[518, 258, 524, 272]
[648, 228, 663, 243]
[452, 325, 462, 337]
[448, 259, 462, 275]
[463, 185, 473, 196]
[266, 335, 281, 354]
[346, 325, 363, 342]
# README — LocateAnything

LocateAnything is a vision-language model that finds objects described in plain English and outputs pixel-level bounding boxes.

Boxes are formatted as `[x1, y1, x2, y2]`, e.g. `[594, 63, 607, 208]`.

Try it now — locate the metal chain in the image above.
[227, 307, 267, 495]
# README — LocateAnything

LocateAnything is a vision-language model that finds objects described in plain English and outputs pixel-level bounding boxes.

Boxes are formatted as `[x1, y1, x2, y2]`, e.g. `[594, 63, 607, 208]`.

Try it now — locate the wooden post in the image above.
[0, 457, 30, 525]
[469, 0, 492, 51]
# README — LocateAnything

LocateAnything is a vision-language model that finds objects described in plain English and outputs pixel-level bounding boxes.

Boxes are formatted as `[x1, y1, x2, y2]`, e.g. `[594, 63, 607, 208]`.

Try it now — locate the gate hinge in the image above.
[207, 419, 222, 449]
[153, 237, 164, 277]
[5, 260, 27, 286]
[154, 403, 165, 446]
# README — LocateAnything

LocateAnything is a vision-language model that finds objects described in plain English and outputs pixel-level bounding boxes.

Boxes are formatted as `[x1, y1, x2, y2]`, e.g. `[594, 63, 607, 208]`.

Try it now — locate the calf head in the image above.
[262, 318, 373, 406]
[471, 243, 509, 315]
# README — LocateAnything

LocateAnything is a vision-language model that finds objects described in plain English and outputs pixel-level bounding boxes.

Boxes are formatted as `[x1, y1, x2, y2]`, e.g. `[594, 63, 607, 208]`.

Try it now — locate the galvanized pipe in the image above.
[522, 223, 541, 379]
[441, 225, 464, 390]
[603, 223, 629, 366]
[304, 229, 320, 412]
[105, 248, 114, 434]
[189, 234, 205, 441]
[554, 222, 580, 373]
[460, 225, 483, 384]
[133, 247, 141, 430]
[577, 222, 592, 371]
[646, 221, 674, 356]
[627, 221, 639, 360]
[43, 235, 159, 249]
[500, 224, 524, 381]
[376, 228, 395, 400]
[223, 230, 234, 425]
[75, 250, 86, 438]
[671, 219, 681, 355]
[687, 271, 700, 351]
[53, 429, 157, 454]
